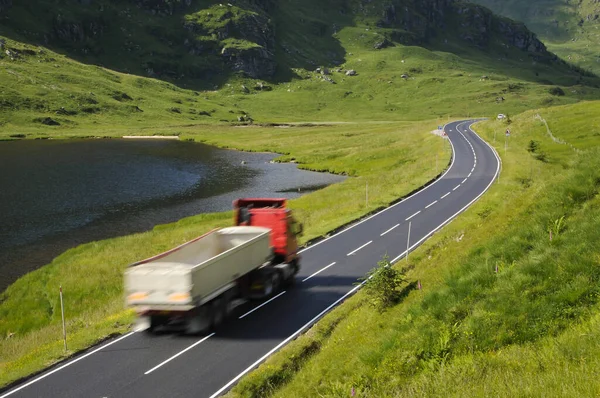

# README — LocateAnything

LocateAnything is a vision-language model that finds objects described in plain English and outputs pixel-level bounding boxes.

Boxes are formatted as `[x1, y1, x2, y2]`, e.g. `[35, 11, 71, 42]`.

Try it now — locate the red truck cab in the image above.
[233, 198, 302, 268]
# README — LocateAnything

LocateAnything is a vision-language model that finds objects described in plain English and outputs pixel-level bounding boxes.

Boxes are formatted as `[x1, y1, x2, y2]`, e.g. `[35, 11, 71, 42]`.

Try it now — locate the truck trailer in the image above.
[125, 198, 302, 334]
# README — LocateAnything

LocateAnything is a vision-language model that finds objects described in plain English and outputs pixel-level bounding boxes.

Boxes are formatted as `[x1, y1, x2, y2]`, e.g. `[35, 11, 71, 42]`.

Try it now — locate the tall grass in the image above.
[227, 100, 600, 398]
[0, 121, 450, 387]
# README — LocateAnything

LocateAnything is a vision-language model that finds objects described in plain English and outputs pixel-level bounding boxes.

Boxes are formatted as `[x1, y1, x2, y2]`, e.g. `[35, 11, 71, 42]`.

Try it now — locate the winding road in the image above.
[1, 120, 500, 398]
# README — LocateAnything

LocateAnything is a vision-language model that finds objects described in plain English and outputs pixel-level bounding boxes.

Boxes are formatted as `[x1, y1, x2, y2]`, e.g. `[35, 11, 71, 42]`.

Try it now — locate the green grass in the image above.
[225, 100, 600, 397]
[2, 0, 600, 390]
[0, 120, 451, 388]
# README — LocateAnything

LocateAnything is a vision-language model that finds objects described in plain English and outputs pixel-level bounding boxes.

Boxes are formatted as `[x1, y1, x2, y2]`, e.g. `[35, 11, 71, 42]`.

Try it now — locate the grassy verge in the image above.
[0, 121, 450, 388]
[225, 100, 600, 397]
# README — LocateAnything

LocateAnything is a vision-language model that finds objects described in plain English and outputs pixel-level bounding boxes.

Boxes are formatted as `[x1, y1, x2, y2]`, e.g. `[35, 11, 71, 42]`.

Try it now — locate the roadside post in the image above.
[60, 286, 67, 351]
[406, 221, 412, 263]
[365, 181, 368, 207]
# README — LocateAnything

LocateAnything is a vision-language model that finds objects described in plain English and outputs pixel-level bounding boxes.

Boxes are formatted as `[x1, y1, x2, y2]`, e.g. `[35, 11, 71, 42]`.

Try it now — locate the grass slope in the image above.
[226, 100, 600, 397]
[1, 0, 600, 390]
[2, 1, 600, 137]
[0, 121, 451, 387]
[471, 0, 600, 75]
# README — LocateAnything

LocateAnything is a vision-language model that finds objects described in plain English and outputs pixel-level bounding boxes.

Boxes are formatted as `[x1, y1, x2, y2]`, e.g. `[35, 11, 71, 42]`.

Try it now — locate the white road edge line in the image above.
[425, 200, 437, 209]
[347, 241, 372, 256]
[208, 282, 365, 398]
[406, 210, 421, 221]
[441, 192, 451, 199]
[297, 121, 458, 255]
[453, 185, 461, 191]
[380, 224, 400, 237]
[209, 119, 502, 398]
[0, 332, 136, 398]
[144, 333, 215, 375]
[239, 291, 287, 319]
[302, 262, 337, 282]
[392, 120, 501, 263]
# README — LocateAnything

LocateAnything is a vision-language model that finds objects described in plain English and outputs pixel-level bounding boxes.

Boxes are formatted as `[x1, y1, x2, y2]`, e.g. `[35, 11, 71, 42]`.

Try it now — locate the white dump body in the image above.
[125, 226, 271, 312]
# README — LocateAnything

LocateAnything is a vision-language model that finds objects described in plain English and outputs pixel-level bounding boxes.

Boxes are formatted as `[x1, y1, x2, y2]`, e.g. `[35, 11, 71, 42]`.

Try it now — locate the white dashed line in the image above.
[441, 192, 451, 199]
[468, 172, 472, 178]
[406, 210, 421, 221]
[453, 185, 461, 191]
[145, 333, 215, 375]
[302, 262, 336, 282]
[380, 224, 400, 236]
[347, 241, 372, 256]
[0, 332, 136, 398]
[239, 291, 286, 319]
[462, 178, 468, 184]
[425, 200, 438, 209]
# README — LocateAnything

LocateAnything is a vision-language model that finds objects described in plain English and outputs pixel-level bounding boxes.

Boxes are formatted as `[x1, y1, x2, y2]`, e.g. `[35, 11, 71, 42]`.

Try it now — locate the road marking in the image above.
[239, 291, 286, 319]
[209, 282, 365, 398]
[208, 120, 500, 398]
[441, 192, 451, 199]
[391, 121, 502, 264]
[425, 200, 438, 209]
[347, 241, 372, 256]
[380, 224, 400, 236]
[462, 178, 468, 184]
[453, 185, 461, 191]
[302, 262, 336, 282]
[471, 167, 475, 173]
[468, 172, 472, 177]
[297, 122, 458, 255]
[0, 332, 136, 398]
[406, 210, 421, 221]
[144, 333, 215, 375]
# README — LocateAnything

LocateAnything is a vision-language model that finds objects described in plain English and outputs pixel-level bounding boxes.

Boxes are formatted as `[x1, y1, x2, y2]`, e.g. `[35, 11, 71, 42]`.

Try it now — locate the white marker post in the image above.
[406, 221, 412, 263]
[60, 286, 67, 352]
[366, 181, 368, 208]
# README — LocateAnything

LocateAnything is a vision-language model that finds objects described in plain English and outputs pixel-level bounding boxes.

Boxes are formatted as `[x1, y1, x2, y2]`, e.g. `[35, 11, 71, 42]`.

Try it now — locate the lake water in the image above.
[0, 139, 345, 292]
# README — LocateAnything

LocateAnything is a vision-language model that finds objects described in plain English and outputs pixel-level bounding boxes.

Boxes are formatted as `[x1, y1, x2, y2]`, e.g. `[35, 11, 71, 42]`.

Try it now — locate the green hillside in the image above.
[470, 0, 600, 75]
[1, 0, 600, 138]
[228, 100, 600, 397]
[1, 0, 600, 392]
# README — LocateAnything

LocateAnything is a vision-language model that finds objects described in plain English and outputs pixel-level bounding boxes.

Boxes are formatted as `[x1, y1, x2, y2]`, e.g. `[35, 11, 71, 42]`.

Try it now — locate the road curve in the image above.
[1, 120, 500, 398]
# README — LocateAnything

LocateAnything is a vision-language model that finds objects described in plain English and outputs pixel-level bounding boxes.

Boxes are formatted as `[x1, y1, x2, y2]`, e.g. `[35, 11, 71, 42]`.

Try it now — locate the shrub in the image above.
[360, 256, 407, 312]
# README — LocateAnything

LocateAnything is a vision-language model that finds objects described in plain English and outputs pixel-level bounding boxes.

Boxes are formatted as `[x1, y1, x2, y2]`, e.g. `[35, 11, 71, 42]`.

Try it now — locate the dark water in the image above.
[0, 139, 345, 292]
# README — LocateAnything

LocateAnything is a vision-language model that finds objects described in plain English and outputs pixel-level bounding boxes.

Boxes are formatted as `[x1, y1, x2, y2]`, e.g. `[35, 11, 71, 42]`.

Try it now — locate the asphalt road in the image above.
[1, 120, 500, 398]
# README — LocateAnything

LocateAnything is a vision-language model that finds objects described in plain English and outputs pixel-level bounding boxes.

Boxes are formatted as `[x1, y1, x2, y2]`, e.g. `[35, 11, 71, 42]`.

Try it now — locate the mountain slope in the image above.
[470, 0, 600, 75]
[1, 0, 599, 136]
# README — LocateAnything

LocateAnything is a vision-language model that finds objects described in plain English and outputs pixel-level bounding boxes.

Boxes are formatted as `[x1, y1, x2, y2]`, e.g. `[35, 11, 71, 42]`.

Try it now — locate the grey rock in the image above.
[345, 69, 357, 76]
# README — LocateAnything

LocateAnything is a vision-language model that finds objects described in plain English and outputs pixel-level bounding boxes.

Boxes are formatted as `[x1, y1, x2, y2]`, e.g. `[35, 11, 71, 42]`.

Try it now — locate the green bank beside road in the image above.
[0, 121, 451, 388]
[226, 101, 600, 398]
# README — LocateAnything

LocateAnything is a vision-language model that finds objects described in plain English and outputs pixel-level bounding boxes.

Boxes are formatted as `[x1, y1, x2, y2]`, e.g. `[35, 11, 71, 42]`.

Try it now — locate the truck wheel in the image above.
[265, 271, 281, 297]
[211, 298, 226, 329]
[148, 315, 165, 333]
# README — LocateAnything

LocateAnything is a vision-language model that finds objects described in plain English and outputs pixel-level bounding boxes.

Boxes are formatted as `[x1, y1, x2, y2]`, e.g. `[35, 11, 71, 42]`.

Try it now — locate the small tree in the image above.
[361, 256, 407, 312]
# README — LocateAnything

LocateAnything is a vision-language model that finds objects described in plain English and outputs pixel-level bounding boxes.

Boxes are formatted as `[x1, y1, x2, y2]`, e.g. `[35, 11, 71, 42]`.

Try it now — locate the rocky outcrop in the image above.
[0, 0, 12, 14]
[134, 0, 193, 15]
[374, 0, 548, 57]
[454, 3, 547, 55]
[52, 16, 105, 43]
[221, 46, 275, 78]
[185, 3, 277, 78]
